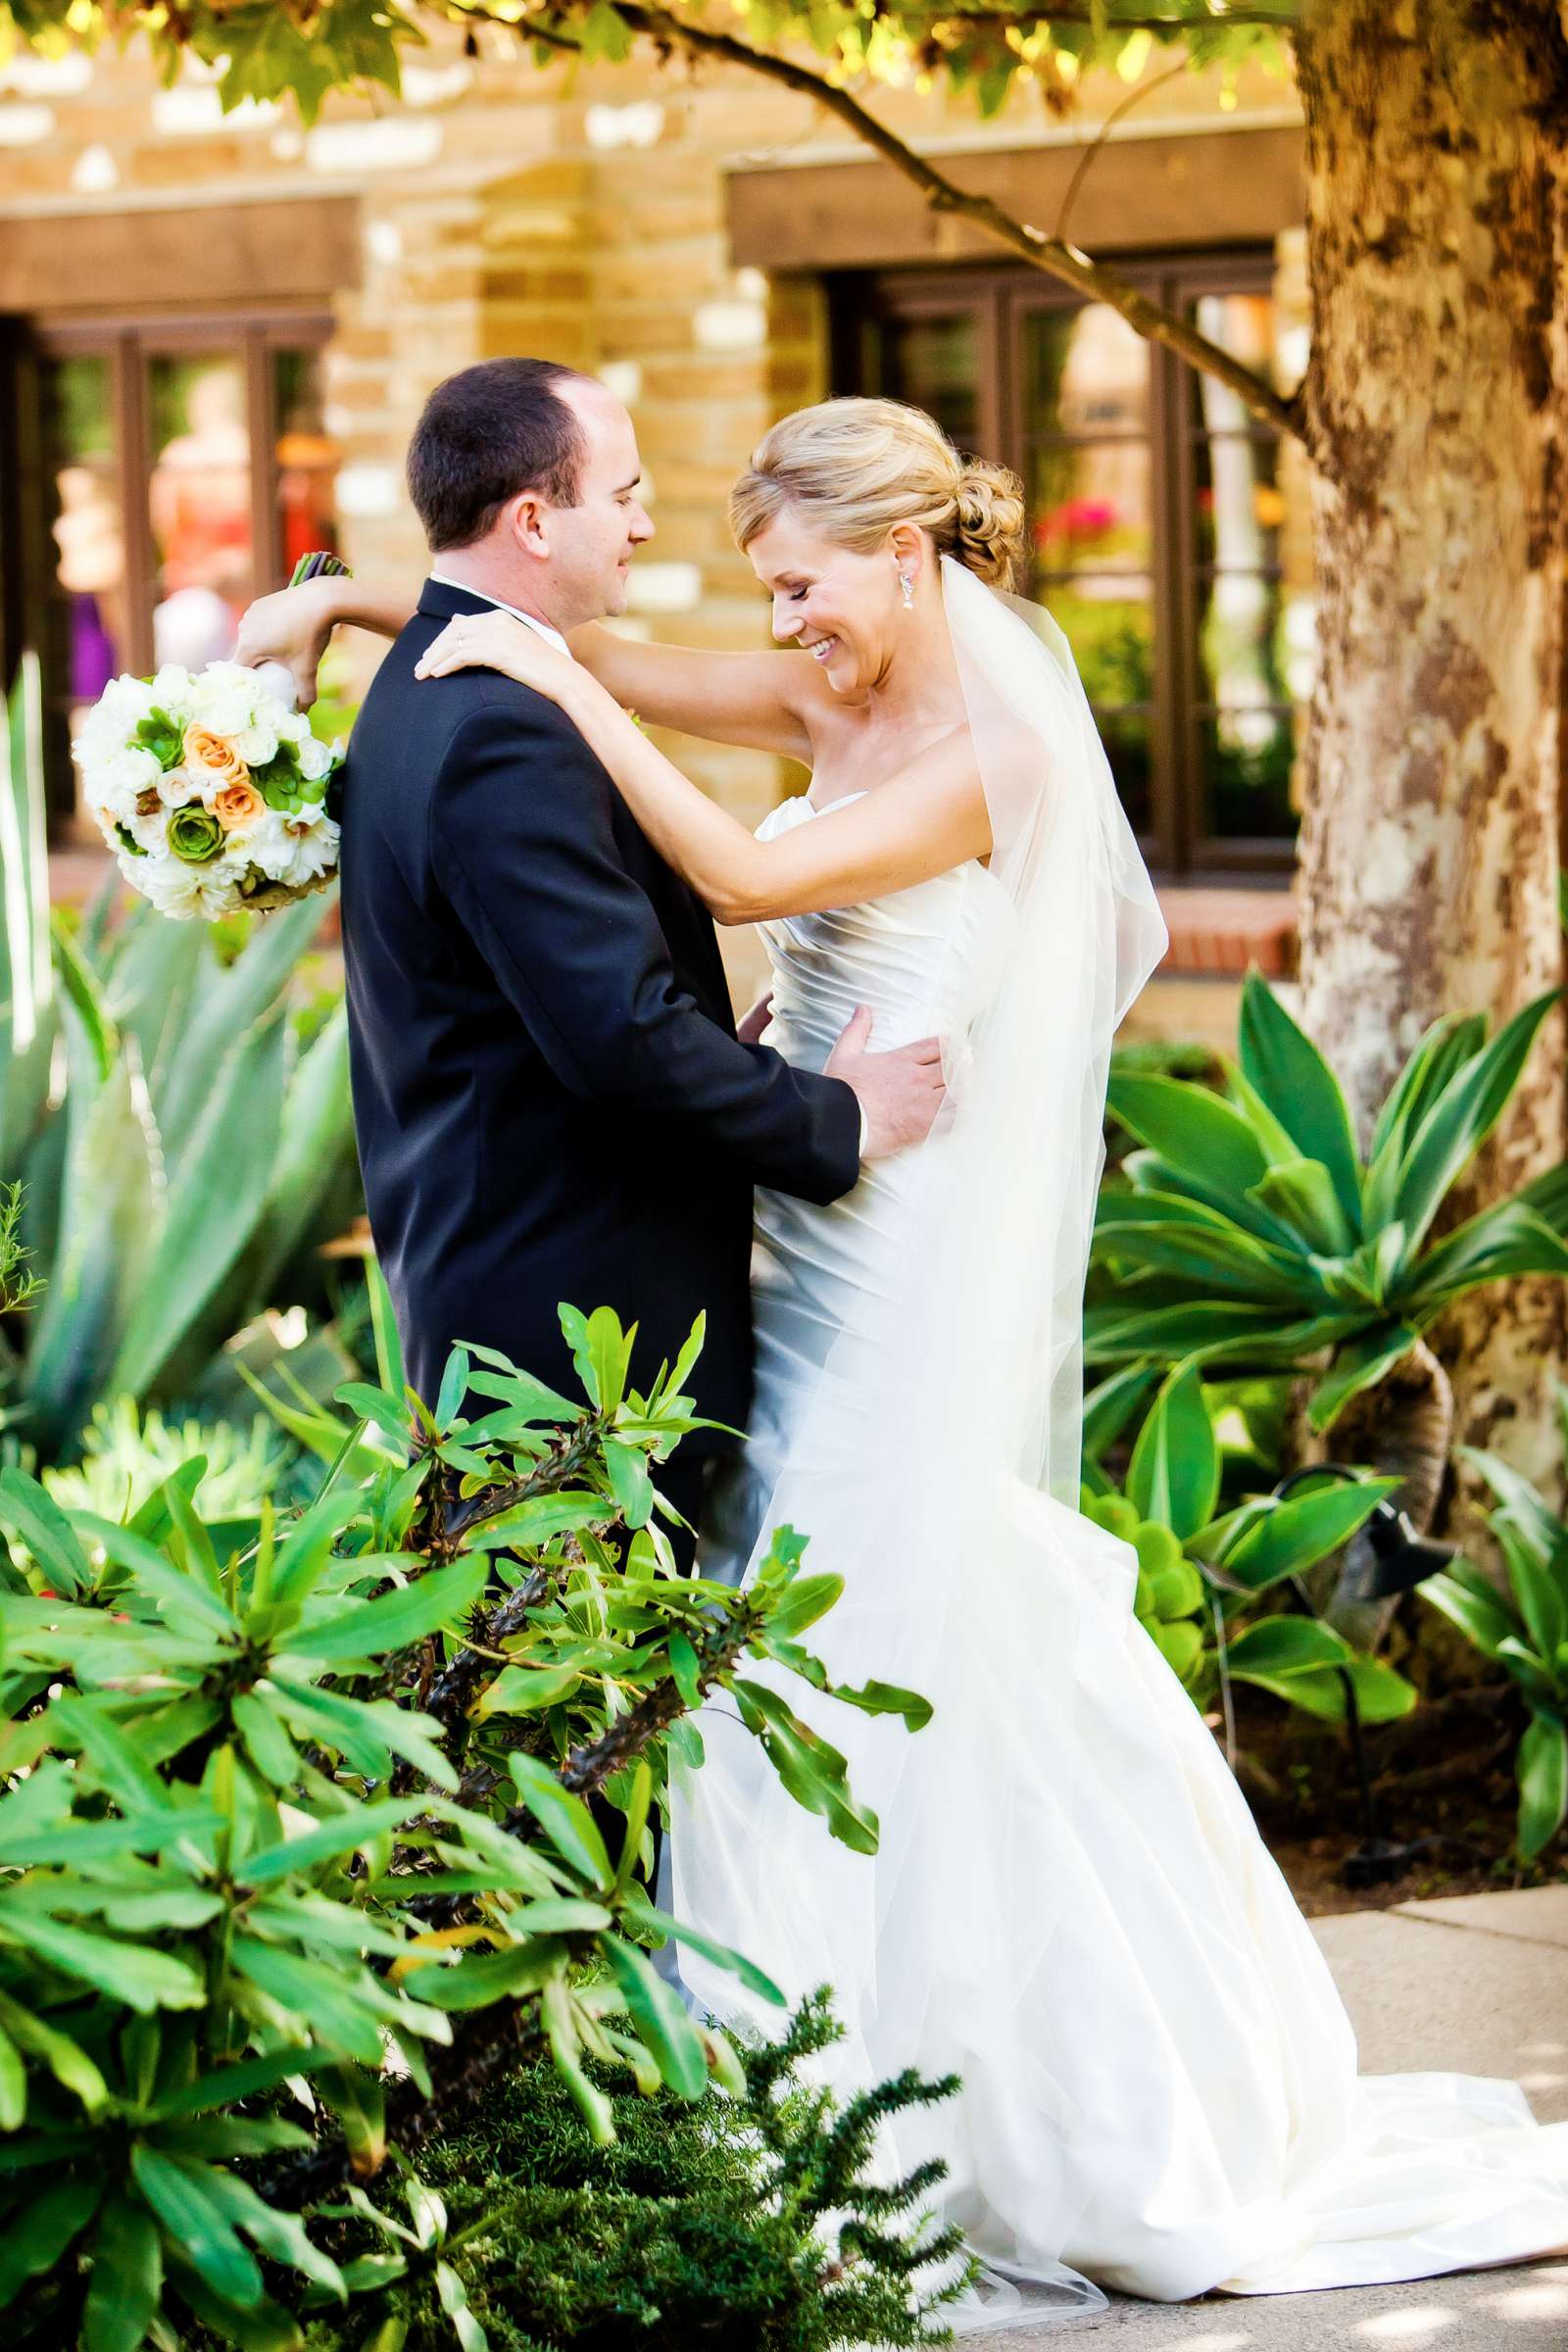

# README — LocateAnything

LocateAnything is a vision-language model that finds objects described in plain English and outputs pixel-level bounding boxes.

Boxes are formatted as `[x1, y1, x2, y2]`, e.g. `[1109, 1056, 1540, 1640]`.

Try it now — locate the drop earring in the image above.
[899, 571, 915, 610]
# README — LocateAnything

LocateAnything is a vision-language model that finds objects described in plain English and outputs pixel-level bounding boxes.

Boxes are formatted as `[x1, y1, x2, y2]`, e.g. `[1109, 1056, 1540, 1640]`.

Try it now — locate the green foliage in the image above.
[0, 3, 1298, 129]
[1084, 1359, 1418, 1725]
[38, 1398, 290, 1526]
[289, 1995, 967, 2348]
[0, 691, 362, 1456]
[1421, 1405, 1568, 1860]
[1092, 968, 1568, 1435]
[0, 1310, 932, 2350]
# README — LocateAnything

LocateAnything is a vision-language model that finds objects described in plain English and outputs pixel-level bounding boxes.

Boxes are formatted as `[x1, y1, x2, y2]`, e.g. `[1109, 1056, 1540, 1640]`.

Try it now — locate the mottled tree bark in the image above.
[1295, 0, 1568, 1527]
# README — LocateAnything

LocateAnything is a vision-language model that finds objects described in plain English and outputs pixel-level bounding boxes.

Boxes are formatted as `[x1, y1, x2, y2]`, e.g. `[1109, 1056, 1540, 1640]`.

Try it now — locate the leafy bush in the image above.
[1087, 1359, 1417, 1727]
[0, 664, 362, 1459]
[39, 1398, 289, 1526]
[287, 1996, 966, 2350]
[1421, 1412, 1568, 1859]
[0, 1307, 930, 2350]
[1092, 968, 1568, 1438]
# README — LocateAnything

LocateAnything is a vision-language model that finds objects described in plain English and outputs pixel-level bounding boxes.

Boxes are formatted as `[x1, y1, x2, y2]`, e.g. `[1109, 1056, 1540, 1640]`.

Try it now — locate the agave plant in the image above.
[1420, 1416, 1568, 1860]
[0, 661, 361, 1457]
[1087, 1359, 1417, 1729]
[1093, 967, 1568, 1558]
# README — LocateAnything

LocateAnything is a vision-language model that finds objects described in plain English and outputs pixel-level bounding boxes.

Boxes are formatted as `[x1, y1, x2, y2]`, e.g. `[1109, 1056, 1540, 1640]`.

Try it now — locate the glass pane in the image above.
[1198, 571, 1292, 709]
[1198, 708, 1298, 842]
[1096, 709, 1153, 837]
[1025, 304, 1149, 437]
[1193, 431, 1282, 569]
[1194, 290, 1273, 374]
[147, 353, 253, 668]
[872, 313, 979, 447]
[1041, 578, 1155, 710]
[274, 348, 341, 576]
[43, 353, 126, 708]
[1031, 442, 1152, 573]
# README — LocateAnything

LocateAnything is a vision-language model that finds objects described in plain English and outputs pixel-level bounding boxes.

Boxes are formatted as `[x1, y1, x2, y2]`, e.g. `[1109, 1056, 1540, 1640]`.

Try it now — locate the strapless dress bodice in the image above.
[753, 790, 1008, 1077]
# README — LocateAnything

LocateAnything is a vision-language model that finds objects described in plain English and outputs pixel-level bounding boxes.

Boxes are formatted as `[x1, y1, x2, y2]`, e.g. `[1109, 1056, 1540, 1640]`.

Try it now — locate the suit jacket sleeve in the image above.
[428, 692, 861, 1205]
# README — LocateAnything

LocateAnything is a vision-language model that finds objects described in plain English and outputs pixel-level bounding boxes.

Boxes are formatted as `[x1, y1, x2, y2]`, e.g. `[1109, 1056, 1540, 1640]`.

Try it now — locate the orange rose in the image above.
[182, 724, 251, 795]
[213, 779, 265, 833]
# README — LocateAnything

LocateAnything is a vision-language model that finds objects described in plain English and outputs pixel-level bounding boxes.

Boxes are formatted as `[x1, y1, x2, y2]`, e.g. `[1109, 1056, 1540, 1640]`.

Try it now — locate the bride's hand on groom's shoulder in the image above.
[416, 612, 571, 703]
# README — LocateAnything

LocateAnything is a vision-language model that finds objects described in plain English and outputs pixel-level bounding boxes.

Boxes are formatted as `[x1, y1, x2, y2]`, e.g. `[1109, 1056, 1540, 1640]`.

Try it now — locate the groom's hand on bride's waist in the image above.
[826, 1005, 947, 1160]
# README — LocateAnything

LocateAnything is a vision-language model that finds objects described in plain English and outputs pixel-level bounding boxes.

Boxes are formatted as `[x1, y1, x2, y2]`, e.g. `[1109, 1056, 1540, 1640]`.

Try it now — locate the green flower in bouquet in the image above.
[167, 803, 224, 864]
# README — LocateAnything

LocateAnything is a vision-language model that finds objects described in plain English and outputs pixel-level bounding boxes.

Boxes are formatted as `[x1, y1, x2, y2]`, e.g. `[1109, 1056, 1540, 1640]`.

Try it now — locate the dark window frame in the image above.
[6, 306, 334, 829]
[829, 248, 1297, 887]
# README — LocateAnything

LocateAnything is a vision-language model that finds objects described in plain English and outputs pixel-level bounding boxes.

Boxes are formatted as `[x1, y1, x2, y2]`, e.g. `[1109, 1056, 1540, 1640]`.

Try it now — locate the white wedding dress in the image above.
[669, 761, 1568, 2315]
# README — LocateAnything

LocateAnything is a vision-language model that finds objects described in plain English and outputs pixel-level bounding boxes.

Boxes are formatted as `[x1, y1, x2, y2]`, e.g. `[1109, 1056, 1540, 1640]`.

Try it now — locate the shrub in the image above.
[286, 1995, 967, 2350]
[0, 1308, 931, 2350]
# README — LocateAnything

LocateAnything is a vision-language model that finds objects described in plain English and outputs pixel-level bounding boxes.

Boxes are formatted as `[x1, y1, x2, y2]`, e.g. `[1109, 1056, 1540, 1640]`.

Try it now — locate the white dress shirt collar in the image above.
[428, 574, 571, 657]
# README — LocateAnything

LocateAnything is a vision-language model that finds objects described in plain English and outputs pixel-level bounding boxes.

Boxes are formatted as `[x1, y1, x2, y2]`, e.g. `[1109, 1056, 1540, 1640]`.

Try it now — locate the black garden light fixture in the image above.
[1271, 1464, 1457, 1889]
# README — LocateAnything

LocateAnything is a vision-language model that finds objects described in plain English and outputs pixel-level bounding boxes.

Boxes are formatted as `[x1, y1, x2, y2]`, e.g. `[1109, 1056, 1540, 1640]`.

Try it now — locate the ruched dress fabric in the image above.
[671, 789, 1568, 2316]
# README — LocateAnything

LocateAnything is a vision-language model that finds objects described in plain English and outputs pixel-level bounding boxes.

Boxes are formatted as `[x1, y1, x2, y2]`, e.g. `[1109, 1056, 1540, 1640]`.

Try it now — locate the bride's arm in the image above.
[416, 612, 991, 923]
[565, 623, 816, 760]
[233, 574, 416, 704]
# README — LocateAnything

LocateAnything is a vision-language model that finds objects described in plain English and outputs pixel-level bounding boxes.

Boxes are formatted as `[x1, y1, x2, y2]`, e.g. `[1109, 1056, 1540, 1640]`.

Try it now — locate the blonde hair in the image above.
[728, 396, 1028, 592]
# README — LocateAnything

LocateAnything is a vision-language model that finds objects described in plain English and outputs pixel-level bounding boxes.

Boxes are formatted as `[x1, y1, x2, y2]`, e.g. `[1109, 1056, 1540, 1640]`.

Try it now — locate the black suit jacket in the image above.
[339, 578, 861, 1445]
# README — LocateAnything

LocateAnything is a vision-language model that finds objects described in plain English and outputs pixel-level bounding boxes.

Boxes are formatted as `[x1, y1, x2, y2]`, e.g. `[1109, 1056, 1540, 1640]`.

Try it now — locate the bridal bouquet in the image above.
[74, 555, 348, 921]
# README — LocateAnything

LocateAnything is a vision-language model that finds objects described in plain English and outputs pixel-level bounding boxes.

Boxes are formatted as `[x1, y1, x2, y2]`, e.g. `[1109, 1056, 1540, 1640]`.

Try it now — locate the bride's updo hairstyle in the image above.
[728, 397, 1028, 593]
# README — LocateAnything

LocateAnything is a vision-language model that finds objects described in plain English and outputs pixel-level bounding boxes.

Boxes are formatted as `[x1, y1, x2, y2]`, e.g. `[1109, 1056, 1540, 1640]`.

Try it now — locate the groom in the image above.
[339, 358, 944, 1560]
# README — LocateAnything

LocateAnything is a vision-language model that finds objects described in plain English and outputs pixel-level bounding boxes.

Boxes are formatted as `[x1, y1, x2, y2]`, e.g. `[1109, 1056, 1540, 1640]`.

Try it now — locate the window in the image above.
[835, 254, 1308, 882]
[14, 317, 340, 829]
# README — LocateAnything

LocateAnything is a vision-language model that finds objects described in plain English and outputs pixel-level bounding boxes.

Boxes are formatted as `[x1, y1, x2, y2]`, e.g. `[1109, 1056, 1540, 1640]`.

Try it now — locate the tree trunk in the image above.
[1293, 0, 1568, 1529]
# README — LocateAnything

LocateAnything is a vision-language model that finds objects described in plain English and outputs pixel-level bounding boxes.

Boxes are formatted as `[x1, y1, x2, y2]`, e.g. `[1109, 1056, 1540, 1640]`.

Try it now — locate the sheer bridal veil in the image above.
[671, 553, 1168, 2328]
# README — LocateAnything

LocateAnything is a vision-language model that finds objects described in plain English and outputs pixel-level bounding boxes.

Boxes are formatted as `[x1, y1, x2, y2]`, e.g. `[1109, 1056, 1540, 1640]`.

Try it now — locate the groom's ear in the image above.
[505, 489, 552, 560]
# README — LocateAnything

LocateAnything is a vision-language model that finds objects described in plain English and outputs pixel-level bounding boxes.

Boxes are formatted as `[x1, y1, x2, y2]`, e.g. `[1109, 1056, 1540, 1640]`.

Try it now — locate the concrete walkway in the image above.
[980, 1886, 1568, 2350]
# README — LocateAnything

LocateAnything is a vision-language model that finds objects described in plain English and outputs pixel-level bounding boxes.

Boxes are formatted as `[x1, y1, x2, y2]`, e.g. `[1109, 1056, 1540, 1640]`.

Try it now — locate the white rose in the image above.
[233, 720, 279, 767]
[250, 811, 339, 889]
[122, 802, 169, 855]
[295, 732, 334, 783]
[80, 743, 163, 820]
[156, 766, 201, 810]
[151, 663, 196, 713]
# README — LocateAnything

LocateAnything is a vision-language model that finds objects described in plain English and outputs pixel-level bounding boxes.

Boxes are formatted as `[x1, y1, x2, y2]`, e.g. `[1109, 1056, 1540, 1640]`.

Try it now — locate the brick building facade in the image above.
[0, 28, 1311, 1031]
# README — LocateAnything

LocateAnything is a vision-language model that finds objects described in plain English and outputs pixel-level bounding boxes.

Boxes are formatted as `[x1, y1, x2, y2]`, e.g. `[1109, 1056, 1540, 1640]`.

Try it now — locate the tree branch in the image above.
[492, 1, 1304, 443]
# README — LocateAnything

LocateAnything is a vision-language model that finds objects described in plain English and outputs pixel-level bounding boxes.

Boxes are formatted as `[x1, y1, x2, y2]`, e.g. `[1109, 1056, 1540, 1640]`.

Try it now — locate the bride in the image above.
[244, 395, 1568, 2317]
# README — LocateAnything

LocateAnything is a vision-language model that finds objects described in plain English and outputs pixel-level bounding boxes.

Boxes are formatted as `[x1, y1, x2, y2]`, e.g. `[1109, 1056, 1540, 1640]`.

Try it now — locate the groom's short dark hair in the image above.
[407, 358, 590, 551]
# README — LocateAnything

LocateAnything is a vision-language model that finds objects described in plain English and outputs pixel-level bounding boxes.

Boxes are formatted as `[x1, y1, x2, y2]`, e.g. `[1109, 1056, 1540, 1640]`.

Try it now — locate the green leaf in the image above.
[627, 1904, 786, 2006]
[1104, 1071, 1270, 1200]
[0, 1912, 204, 2014]
[1418, 1566, 1520, 1663]
[1081, 1363, 1160, 1461]
[0, 1468, 92, 1595]
[1395, 988, 1561, 1252]
[240, 1796, 420, 1886]
[0, 2173, 103, 2306]
[1210, 1476, 1401, 1592]
[283, 1557, 488, 1662]
[1405, 1199, 1568, 1312]
[83, 2194, 164, 2352]
[1125, 1359, 1220, 1540]
[602, 1934, 709, 2099]
[1307, 1322, 1420, 1434]
[130, 2146, 264, 2315]
[0, 1987, 109, 2114]
[1245, 1155, 1356, 1258]
[109, 1008, 291, 1400]
[1517, 1712, 1568, 1860]
[1224, 1615, 1352, 1676]
[472, 1662, 582, 1719]
[1237, 969, 1363, 1234]
[507, 1754, 612, 1887]
[0, 2019, 22, 2132]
